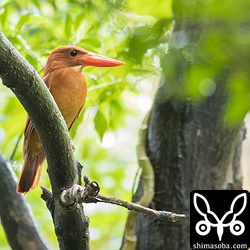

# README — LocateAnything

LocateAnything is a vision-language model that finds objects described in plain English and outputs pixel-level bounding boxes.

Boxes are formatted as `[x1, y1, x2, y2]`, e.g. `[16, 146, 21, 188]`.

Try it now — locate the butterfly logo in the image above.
[193, 193, 246, 241]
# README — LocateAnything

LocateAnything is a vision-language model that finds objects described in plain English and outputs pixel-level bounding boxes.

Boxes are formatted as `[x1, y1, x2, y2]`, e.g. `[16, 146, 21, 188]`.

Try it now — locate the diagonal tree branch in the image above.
[0, 32, 89, 250]
[0, 34, 76, 195]
[0, 153, 49, 250]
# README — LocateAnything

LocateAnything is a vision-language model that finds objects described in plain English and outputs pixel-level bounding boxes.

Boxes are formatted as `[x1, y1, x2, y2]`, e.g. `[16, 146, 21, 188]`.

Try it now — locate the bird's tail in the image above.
[16, 152, 46, 194]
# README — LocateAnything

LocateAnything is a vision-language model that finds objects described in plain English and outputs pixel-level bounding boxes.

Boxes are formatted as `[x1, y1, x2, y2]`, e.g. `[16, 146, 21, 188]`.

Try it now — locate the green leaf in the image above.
[128, 0, 172, 18]
[94, 110, 108, 141]
[0, 2, 10, 28]
[78, 38, 102, 51]
[186, 65, 217, 99]
[15, 13, 31, 33]
[65, 12, 74, 38]
[74, 12, 86, 31]
[224, 72, 250, 124]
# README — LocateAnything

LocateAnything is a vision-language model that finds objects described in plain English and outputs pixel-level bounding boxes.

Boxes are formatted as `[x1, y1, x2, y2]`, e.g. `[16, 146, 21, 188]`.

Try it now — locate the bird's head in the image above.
[44, 45, 124, 76]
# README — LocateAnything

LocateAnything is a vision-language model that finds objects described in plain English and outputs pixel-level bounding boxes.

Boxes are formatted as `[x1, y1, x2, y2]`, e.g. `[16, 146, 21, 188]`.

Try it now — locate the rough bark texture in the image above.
[134, 82, 243, 250]
[0, 153, 49, 250]
[129, 4, 246, 249]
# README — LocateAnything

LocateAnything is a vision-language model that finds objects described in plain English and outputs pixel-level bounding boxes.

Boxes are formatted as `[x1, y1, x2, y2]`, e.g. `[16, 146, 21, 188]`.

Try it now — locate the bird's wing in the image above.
[22, 74, 51, 157]
[68, 106, 83, 131]
[43, 74, 52, 88]
[22, 117, 34, 157]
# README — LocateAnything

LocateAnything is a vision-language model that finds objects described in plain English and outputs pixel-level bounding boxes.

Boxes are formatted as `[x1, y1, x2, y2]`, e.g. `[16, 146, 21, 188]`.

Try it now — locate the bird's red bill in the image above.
[83, 52, 124, 67]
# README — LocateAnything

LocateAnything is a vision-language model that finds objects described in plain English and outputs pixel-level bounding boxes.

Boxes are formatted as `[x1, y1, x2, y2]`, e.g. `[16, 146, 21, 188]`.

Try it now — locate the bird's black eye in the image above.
[70, 50, 78, 57]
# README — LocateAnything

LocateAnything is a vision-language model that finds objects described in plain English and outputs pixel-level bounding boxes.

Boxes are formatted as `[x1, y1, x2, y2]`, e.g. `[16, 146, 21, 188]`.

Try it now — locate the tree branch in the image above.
[58, 177, 186, 223]
[0, 32, 89, 250]
[95, 195, 185, 222]
[0, 33, 76, 195]
[0, 153, 49, 250]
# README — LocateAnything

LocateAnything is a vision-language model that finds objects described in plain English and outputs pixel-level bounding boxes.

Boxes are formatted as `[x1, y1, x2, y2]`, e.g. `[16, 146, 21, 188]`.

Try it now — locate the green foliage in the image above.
[1, 0, 250, 249]
[163, 0, 250, 124]
[94, 109, 108, 141]
[128, 19, 171, 64]
[224, 71, 250, 122]
[128, 0, 172, 18]
[0, 0, 166, 249]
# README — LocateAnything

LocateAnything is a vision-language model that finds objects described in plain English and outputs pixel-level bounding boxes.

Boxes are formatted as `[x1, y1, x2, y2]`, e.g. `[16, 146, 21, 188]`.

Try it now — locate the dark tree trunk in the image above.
[134, 77, 243, 250]
[128, 2, 247, 249]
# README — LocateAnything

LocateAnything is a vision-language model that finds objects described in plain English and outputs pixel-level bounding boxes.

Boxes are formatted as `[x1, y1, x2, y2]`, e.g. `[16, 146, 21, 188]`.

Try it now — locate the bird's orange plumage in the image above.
[17, 45, 124, 194]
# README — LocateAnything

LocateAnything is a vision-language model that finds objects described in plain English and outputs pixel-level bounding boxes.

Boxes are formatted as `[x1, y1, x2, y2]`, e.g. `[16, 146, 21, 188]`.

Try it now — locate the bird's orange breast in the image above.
[48, 67, 87, 129]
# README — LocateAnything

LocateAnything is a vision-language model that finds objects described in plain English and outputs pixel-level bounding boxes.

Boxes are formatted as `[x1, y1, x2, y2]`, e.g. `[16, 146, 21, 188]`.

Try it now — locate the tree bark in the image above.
[128, 1, 247, 249]
[0, 153, 49, 250]
[134, 80, 243, 250]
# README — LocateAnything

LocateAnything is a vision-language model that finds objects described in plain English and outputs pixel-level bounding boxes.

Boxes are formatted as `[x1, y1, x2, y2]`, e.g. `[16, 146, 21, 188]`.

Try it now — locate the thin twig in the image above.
[60, 177, 186, 223]
[9, 131, 23, 161]
[94, 194, 186, 222]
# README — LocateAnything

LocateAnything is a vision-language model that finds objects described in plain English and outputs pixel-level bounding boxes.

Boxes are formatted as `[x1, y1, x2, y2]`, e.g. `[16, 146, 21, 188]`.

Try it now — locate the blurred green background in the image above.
[0, 0, 250, 249]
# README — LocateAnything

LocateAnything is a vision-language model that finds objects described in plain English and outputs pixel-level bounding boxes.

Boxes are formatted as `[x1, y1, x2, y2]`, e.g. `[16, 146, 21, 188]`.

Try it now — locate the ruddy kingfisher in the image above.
[17, 45, 124, 194]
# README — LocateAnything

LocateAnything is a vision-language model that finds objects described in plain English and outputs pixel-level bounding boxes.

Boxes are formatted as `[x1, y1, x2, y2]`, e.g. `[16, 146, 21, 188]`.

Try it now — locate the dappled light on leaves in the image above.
[199, 79, 216, 97]
[1, 0, 250, 249]
[101, 132, 116, 148]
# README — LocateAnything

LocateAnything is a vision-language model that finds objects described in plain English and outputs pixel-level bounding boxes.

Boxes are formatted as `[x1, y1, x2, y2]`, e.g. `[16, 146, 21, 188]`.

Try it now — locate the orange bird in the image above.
[17, 45, 124, 194]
